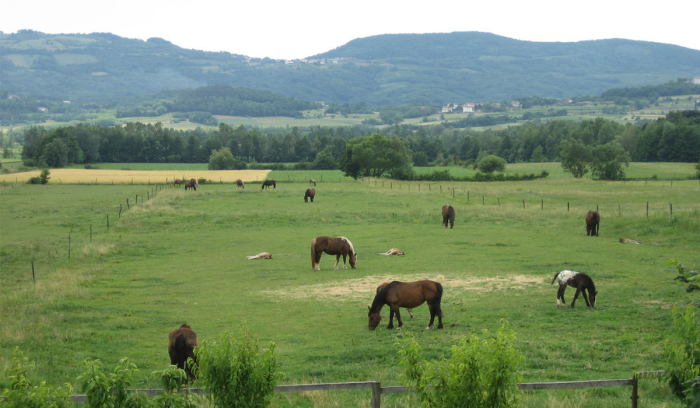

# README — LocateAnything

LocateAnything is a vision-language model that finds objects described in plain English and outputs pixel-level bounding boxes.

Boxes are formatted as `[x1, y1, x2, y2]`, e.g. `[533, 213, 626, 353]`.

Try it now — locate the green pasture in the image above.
[1, 173, 699, 407]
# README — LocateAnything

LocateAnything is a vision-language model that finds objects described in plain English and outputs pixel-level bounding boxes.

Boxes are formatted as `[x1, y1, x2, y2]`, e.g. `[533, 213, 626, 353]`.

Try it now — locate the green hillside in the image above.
[2, 30, 699, 106]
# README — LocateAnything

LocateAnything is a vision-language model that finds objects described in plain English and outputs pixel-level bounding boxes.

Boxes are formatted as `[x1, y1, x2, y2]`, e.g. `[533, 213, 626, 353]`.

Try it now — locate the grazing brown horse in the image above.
[442, 205, 455, 229]
[236, 179, 244, 189]
[262, 180, 276, 189]
[184, 181, 197, 191]
[246, 252, 272, 260]
[311, 236, 356, 270]
[586, 211, 600, 236]
[375, 281, 414, 318]
[174, 179, 182, 187]
[368, 280, 443, 330]
[304, 188, 315, 203]
[378, 248, 405, 256]
[190, 178, 199, 188]
[309, 179, 316, 186]
[551, 270, 597, 308]
[168, 324, 199, 381]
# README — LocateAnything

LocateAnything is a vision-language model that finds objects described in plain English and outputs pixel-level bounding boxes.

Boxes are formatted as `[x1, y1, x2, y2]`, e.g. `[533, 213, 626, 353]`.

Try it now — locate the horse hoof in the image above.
[426, 326, 433, 330]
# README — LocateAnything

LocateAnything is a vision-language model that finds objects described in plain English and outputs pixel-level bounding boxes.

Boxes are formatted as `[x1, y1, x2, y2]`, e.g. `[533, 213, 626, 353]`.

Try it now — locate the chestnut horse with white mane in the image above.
[311, 236, 356, 270]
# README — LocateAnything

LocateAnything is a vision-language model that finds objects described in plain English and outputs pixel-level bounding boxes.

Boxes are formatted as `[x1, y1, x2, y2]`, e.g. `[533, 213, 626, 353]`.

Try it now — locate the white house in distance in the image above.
[693, 77, 700, 84]
[462, 103, 476, 113]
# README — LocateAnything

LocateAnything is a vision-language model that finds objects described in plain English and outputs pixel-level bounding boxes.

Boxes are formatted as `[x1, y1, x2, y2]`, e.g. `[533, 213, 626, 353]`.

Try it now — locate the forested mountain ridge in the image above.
[2, 30, 699, 106]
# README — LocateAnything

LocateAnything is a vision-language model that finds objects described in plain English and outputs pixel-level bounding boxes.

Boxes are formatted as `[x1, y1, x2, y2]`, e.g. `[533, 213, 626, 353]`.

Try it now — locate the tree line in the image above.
[16, 111, 700, 180]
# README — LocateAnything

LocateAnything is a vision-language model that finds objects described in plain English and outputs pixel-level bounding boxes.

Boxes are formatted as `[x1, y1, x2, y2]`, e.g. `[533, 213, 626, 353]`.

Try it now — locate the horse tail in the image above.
[173, 335, 188, 369]
[435, 282, 443, 304]
[551, 271, 560, 285]
[311, 238, 317, 269]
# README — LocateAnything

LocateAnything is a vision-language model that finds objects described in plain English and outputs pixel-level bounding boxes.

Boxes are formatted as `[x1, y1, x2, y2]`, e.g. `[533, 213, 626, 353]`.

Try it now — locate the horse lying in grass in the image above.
[378, 248, 405, 256]
[168, 324, 199, 382]
[246, 252, 272, 260]
[551, 270, 597, 308]
[368, 280, 443, 330]
[311, 236, 356, 270]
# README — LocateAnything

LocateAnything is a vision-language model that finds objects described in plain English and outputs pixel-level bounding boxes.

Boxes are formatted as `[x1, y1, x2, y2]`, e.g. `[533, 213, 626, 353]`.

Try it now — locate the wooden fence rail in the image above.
[56, 372, 665, 407]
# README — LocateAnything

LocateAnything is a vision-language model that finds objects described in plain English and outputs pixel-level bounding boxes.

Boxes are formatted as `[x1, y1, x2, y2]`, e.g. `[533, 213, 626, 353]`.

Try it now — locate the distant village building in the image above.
[441, 104, 454, 113]
[511, 101, 521, 108]
[63, 100, 72, 104]
[37, 107, 48, 112]
[693, 77, 700, 84]
[462, 103, 476, 113]
[8, 95, 19, 99]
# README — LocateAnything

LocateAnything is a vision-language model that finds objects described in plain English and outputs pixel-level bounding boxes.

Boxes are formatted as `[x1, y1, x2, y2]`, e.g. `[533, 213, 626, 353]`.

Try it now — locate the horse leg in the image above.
[342, 254, 348, 269]
[334, 254, 340, 270]
[557, 285, 566, 307]
[395, 308, 403, 330]
[386, 309, 395, 330]
[581, 289, 591, 307]
[407, 308, 414, 318]
[571, 288, 581, 308]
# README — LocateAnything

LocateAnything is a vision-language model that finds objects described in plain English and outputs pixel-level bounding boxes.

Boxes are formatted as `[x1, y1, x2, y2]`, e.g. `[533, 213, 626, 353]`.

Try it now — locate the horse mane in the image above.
[340, 236, 355, 254]
[369, 281, 400, 313]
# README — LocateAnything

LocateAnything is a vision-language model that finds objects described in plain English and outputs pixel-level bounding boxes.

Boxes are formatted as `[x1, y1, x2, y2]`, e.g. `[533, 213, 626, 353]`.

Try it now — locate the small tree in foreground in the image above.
[398, 320, 523, 408]
[1, 348, 74, 408]
[77, 358, 150, 408]
[664, 304, 700, 407]
[195, 324, 279, 408]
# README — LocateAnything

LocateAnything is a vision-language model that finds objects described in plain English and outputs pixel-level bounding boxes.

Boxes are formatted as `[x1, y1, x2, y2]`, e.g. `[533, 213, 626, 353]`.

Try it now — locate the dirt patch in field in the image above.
[263, 274, 543, 301]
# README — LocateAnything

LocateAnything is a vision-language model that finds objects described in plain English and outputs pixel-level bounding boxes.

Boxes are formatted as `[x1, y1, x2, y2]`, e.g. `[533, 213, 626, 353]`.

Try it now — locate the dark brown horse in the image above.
[311, 236, 356, 270]
[190, 178, 199, 188]
[368, 280, 443, 330]
[174, 179, 182, 187]
[184, 181, 197, 191]
[236, 179, 244, 189]
[586, 211, 600, 236]
[304, 188, 315, 203]
[551, 270, 597, 308]
[262, 180, 276, 189]
[442, 205, 455, 229]
[375, 281, 413, 318]
[168, 324, 199, 381]
[309, 179, 316, 186]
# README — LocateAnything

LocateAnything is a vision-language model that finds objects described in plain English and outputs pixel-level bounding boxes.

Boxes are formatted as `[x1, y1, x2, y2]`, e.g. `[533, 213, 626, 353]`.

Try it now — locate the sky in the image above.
[2, 0, 699, 60]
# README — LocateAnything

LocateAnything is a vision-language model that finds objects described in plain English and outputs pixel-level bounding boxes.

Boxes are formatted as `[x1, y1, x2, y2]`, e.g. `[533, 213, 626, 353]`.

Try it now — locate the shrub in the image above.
[195, 324, 279, 408]
[398, 320, 523, 408]
[39, 168, 50, 184]
[477, 155, 507, 173]
[151, 365, 199, 408]
[84, 164, 100, 169]
[664, 305, 700, 406]
[77, 358, 151, 408]
[27, 177, 41, 184]
[1, 348, 74, 408]
[197, 178, 207, 185]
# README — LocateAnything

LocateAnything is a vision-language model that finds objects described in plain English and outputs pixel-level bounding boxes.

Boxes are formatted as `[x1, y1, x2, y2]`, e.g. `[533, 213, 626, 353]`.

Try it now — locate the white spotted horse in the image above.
[551, 270, 597, 308]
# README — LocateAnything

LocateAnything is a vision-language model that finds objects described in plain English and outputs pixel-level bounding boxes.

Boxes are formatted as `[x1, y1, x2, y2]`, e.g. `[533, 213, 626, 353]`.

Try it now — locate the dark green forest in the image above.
[17, 111, 700, 179]
[2, 30, 699, 106]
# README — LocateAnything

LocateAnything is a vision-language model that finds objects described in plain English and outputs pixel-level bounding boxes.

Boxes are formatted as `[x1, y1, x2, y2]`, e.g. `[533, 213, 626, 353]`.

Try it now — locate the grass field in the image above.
[1, 167, 699, 407]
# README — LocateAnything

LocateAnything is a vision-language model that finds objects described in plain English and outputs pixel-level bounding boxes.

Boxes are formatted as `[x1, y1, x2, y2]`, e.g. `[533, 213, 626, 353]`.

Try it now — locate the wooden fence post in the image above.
[107, 214, 110, 231]
[126, 199, 130, 209]
[90, 224, 92, 242]
[482, 195, 485, 205]
[618, 204, 621, 216]
[67, 234, 71, 259]
[119, 204, 123, 218]
[522, 199, 525, 209]
[541, 199, 543, 210]
[567, 202, 570, 212]
[631, 375, 638, 408]
[371, 382, 382, 408]
[497, 198, 500, 206]
[596, 204, 599, 212]
[646, 202, 649, 217]
[32, 261, 36, 284]
[670, 203, 673, 217]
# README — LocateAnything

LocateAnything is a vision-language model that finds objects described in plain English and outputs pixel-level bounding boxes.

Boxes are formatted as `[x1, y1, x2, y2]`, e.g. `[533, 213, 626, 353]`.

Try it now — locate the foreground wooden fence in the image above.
[62, 371, 665, 407]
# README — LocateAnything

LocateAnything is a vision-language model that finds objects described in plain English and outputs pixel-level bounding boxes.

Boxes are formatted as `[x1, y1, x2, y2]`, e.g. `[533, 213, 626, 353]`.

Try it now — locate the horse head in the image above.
[590, 291, 598, 307]
[367, 306, 381, 330]
[349, 252, 357, 269]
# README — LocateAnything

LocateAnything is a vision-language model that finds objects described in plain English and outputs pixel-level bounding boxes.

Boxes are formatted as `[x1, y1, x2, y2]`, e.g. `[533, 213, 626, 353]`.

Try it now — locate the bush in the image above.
[398, 320, 523, 408]
[27, 177, 41, 184]
[39, 168, 50, 184]
[77, 358, 151, 408]
[84, 164, 99, 169]
[664, 305, 700, 406]
[151, 365, 199, 408]
[477, 155, 507, 173]
[195, 324, 279, 408]
[1, 348, 74, 408]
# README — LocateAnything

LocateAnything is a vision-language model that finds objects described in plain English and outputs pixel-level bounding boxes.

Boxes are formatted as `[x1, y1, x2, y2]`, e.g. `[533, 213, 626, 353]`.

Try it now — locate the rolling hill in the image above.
[1, 30, 699, 106]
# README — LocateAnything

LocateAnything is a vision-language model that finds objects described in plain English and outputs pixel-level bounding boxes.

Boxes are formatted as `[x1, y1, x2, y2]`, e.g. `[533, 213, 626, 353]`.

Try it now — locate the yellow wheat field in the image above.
[0, 169, 271, 184]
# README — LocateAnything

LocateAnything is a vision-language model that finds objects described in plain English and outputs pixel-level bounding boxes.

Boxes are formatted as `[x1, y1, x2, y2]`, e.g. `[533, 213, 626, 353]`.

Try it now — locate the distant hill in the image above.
[2, 30, 699, 106]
